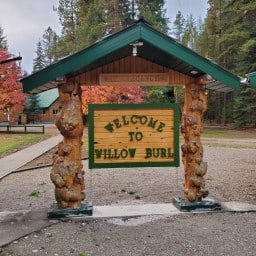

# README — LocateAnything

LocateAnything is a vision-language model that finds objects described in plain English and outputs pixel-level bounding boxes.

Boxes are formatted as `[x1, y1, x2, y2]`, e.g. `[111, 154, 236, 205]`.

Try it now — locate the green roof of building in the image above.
[27, 88, 59, 109]
[38, 88, 59, 108]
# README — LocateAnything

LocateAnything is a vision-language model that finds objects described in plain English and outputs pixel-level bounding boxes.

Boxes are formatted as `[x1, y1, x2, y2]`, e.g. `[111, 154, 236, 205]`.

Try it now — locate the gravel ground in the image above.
[1, 212, 256, 256]
[0, 131, 255, 255]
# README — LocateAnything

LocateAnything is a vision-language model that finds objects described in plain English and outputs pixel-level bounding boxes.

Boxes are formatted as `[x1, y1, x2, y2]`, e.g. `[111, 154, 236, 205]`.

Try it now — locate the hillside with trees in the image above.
[172, 0, 256, 127]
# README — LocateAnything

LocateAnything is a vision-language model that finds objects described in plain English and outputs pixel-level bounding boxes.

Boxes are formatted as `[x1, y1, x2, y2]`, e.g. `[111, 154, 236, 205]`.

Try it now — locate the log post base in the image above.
[173, 197, 221, 212]
[48, 202, 93, 219]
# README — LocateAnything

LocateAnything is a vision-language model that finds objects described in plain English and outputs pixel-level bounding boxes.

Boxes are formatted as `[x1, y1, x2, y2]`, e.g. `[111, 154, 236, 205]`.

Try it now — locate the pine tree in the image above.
[136, 0, 169, 33]
[38, 0, 170, 106]
[230, 0, 256, 74]
[195, 17, 209, 57]
[32, 40, 46, 73]
[75, 0, 106, 49]
[233, 87, 256, 127]
[182, 14, 198, 50]
[54, 0, 169, 56]
[101, 0, 135, 34]
[195, 0, 256, 126]
[24, 94, 41, 123]
[42, 27, 58, 65]
[198, 0, 224, 65]
[55, 0, 80, 57]
[172, 11, 185, 41]
[203, 0, 256, 73]
[144, 87, 174, 103]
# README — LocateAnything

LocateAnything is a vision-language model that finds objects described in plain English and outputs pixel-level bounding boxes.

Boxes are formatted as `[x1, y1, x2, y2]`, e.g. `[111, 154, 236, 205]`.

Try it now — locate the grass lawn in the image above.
[202, 127, 256, 139]
[0, 133, 49, 157]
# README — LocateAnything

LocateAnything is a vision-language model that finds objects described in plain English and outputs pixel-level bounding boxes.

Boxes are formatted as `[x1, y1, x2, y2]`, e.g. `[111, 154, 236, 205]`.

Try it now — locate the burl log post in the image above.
[181, 82, 208, 202]
[50, 82, 85, 208]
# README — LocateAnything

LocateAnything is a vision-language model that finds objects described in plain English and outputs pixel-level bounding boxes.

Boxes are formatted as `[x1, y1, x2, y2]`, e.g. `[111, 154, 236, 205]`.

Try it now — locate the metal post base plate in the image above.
[48, 202, 93, 219]
[173, 197, 221, 212]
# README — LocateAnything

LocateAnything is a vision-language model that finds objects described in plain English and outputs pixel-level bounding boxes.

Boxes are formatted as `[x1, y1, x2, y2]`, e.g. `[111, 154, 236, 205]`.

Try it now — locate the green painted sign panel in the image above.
[88, 104, 180, 169]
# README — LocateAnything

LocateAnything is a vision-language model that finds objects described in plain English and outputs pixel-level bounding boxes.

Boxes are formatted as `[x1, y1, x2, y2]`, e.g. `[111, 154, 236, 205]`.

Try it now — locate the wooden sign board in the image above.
[88, 104, 180, 169]
[99, 73, 169, 86]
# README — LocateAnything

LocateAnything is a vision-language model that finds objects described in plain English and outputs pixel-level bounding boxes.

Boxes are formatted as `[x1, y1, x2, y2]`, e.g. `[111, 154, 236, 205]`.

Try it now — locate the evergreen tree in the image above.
[53, 0, 169, 57]
[25, 94, 41, 123]
[230, 0, 256, 74]
[32, 40, 46, 73]
[55, 0, 80, 57]
[26, 94, 40, 113]
[233, 87, 256, 127]
[198, 0, 224, 65]
[58, 0, 79, 42]
[37, 1, 171, 106]
[182, 14, 197, 50]
[144, 87, 174, 103]
[172, 11, 185, 41]
[101, 0, 135, 34]
[195, 0, 256, 126]
[203, 0, 256, 73]
[75, 0, 106, 49]
[33, 27, 58, 73]
[42, 27, 58, 65]
[195, 17, 209, 57]
[136, 0, 169, 33]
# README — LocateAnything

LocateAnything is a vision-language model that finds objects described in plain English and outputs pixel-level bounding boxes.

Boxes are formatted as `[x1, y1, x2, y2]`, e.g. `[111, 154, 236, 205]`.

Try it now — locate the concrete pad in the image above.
[92, 203, 180, 218]
[0, 208, 57, 247]
[221, 201, 256, 212]
[1, 202, 255, 247]
[0, 204, 180, 247]
[107, 215, 170, 226]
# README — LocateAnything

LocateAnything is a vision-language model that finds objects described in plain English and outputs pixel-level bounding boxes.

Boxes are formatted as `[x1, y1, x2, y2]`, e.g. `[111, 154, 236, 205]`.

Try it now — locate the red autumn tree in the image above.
[81, 85, 145, 114]
[0, 48, 26, 119]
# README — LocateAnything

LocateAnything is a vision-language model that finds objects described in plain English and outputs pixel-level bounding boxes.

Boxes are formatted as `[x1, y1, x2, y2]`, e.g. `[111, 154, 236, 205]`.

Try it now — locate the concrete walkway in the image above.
[0, 135, 62, 180]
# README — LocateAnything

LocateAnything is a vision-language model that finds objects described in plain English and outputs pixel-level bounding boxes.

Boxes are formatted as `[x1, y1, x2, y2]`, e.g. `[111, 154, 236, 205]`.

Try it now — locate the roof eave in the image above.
[139, 23, 241, 89]
[21, 22, 143, 93]
[21, 20, 241, 93]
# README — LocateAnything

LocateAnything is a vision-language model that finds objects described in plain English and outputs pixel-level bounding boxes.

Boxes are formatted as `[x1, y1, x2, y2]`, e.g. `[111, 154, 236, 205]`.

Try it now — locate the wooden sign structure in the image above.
[99, 73, 170, 86]
[88, 104, 180, 169]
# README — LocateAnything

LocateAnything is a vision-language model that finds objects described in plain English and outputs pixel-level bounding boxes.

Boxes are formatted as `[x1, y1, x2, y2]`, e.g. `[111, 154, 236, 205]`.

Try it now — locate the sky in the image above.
[0, 0, 208, 74]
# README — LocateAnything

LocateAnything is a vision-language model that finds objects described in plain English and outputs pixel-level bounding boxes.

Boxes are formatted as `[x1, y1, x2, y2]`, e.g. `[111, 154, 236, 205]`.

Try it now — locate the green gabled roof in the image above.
[246, 72, 256, 87]
[21, 19, 241, 93]
[27, 88, 59, 109]
[38, 88, 59, 108]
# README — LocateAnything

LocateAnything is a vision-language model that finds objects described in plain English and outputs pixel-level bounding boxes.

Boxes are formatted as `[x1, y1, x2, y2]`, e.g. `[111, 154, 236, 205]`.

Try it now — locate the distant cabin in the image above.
[24, 88, 59, 123]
